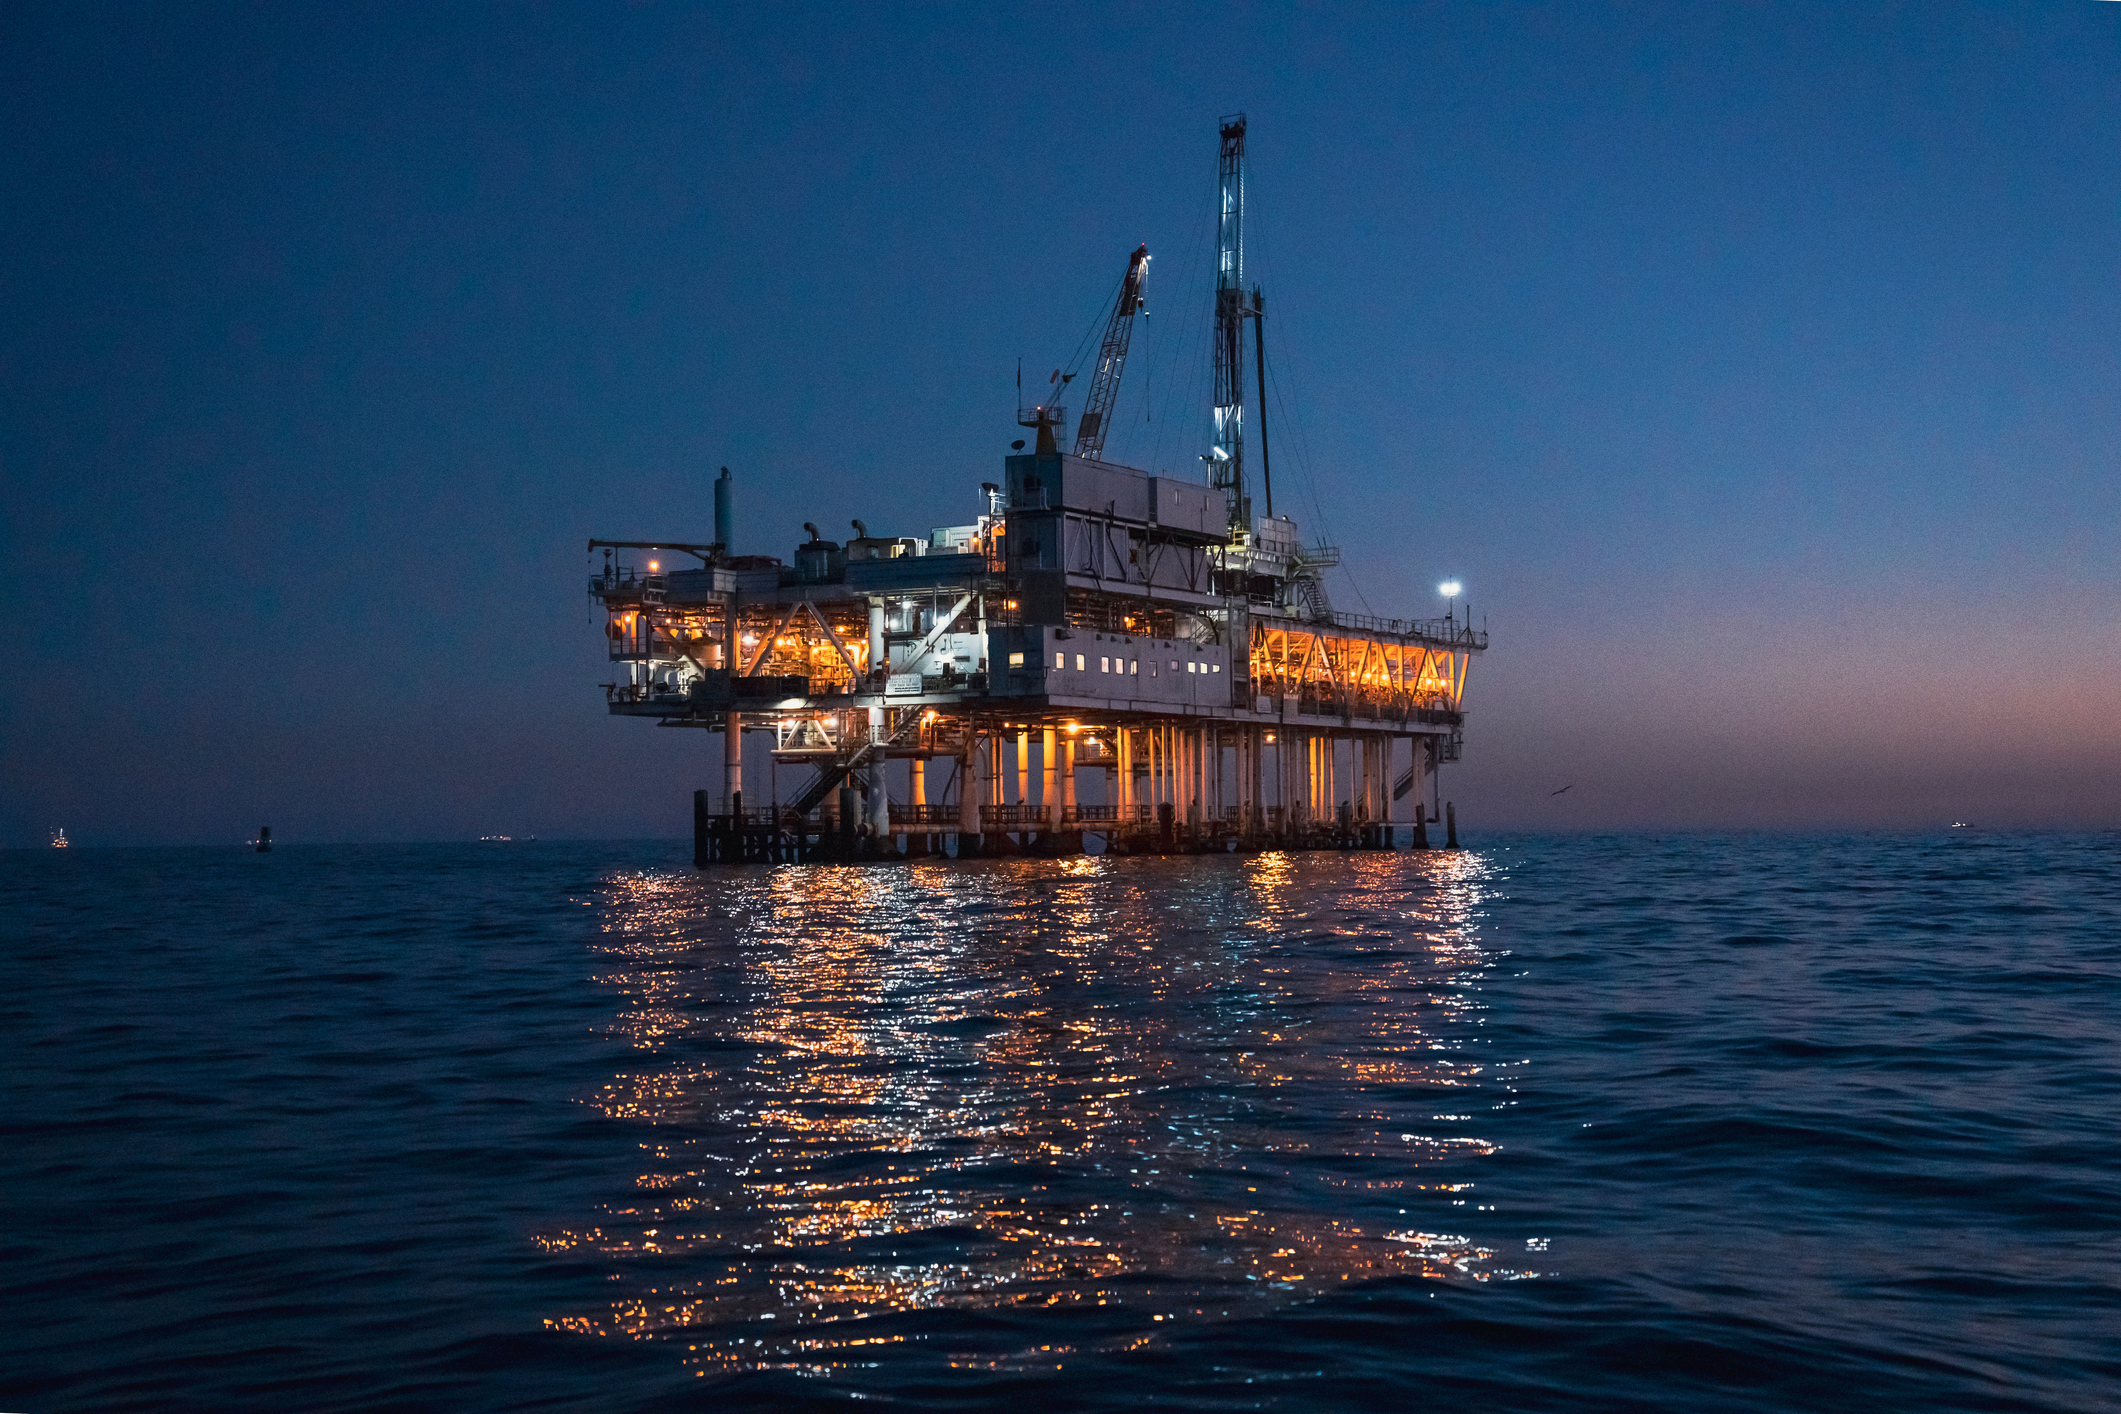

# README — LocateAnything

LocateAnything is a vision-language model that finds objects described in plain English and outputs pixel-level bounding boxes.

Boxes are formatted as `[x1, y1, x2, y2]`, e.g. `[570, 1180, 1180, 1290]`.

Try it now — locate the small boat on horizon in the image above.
[50, 827, 68, 849]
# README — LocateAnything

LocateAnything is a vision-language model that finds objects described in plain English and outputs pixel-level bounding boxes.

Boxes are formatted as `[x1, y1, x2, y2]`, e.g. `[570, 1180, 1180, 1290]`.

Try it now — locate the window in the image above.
[1187, 661, 1197, 674]
[1148, 661, 1157, 677]
[1076, 654, 1086, 671]
[1054, 650, 1065, 669]
[1169, 659, 1179, 671]
[1130, 659, 1138, 674]
[1100, 656, 1110, 673]
[1007, 651, 1024, 667]
[1212, 663, 1221, 673]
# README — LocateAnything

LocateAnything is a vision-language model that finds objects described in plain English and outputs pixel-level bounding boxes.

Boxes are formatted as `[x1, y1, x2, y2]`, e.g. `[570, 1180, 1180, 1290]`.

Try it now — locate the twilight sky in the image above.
[5, 2, 2119, 844]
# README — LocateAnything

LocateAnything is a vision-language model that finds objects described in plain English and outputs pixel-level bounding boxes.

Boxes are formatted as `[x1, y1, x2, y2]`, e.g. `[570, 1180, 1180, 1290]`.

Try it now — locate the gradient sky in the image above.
[5, 2, 2119, 845]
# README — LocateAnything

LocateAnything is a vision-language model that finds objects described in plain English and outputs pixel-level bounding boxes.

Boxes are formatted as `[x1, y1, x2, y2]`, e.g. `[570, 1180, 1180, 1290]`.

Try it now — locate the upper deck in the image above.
[590, 451, 1482, 736]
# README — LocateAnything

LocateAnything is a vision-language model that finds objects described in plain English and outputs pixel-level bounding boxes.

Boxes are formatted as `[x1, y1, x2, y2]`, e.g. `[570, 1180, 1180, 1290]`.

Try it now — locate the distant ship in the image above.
[50, 827, 67, 849]
[255, 825, 272, 853]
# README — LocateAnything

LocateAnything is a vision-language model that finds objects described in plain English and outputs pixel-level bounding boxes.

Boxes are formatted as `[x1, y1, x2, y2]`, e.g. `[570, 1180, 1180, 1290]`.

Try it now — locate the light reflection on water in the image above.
[540, 849, 1527, 1378]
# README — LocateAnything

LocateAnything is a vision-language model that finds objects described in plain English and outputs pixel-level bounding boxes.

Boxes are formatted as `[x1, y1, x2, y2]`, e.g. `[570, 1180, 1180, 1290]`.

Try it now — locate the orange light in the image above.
[648, 559, 659, 572]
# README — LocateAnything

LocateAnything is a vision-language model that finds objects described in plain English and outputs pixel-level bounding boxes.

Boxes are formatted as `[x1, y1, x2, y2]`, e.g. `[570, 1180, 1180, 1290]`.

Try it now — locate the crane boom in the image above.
[1072, 243, 1150, 459]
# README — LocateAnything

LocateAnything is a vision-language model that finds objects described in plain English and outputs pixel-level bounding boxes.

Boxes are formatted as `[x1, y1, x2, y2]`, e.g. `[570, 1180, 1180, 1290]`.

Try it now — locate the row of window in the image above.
[1005, 649, 1222, 677]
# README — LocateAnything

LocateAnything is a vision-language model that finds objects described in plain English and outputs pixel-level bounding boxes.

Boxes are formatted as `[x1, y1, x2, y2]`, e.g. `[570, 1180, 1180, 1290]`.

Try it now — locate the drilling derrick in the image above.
[1073, 244, 1150, 461]
[1211, 114, 1248, 530]
[583, 114, 1486, 866]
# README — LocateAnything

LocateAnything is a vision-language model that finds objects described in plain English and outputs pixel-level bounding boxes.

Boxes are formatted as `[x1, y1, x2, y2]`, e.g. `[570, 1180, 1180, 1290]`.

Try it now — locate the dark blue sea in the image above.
[3, 833, 2116, 1411]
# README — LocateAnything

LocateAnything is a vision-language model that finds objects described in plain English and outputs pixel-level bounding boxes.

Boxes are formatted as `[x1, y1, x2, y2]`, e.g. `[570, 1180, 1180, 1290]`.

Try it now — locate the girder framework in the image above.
[1249, 620, 1470, 722]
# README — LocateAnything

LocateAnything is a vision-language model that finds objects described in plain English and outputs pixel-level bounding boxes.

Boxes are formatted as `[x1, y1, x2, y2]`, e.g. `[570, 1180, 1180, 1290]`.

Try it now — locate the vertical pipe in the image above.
[1255, 728, 1265, 840]
[1288, 729, 1299, 837]
[1303, 734, 1315, 822]
[1170, 726, 1182, 825]
[909, 755, 928, 856]
[1181, 727, 1193, 830]
[1150, 725, 1161, 810]
[1144, 725, 1154, 811]
[867, 713, 889, 845]
[867, 600, 886, 684]
[725, 711, 743, 804]
[1201, 728, 1210, 829]
[957, 736, 981, 854]
[1193, 728, 1204, 828]
[1170, 724, 1180, 818]
[1118, 725, 1133, 818]
[1208, 727, 1220, 827]
[1042, 725, 1059, 830]
[1016, 729, 1030, 811]
[1250, 727, 1262, 840]
[714, 465, 734, 551]
[693, 788, 710, 869]
[1446, 800, 1458, 849]
[1153, 725, 1170, 814]
[1062, 736, 1077, 816]
[1384, 736, 1397, 848]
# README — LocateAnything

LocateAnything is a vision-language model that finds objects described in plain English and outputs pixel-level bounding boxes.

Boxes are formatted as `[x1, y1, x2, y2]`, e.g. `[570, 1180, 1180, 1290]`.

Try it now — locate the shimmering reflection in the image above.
[540, 850, 1533, 1380]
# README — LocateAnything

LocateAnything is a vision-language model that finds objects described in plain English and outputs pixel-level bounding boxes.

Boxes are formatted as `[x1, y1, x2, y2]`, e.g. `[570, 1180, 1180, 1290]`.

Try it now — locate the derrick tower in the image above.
[1210, 114, 1249, 530]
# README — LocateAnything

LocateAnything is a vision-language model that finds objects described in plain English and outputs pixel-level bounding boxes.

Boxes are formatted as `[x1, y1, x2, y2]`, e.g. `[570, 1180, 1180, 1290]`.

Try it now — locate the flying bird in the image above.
[1549, 784, 1575, 796]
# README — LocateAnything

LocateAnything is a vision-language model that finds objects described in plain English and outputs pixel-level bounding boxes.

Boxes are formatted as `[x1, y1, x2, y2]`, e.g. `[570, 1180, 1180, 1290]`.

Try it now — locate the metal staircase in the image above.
[788, 710, 929, 816]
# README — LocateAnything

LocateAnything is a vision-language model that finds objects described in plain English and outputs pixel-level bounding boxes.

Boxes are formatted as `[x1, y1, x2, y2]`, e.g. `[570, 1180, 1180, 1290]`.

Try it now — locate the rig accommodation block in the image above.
[590, 450, 1486, 859]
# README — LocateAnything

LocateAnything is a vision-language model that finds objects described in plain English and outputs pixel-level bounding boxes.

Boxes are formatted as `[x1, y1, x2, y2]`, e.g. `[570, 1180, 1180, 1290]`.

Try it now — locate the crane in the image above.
[1071, 243, 1150, 460]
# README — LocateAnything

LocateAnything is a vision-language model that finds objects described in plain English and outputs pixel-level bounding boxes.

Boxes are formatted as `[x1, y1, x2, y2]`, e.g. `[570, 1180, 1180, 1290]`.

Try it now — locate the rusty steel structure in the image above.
[584, 117, 1486, 863]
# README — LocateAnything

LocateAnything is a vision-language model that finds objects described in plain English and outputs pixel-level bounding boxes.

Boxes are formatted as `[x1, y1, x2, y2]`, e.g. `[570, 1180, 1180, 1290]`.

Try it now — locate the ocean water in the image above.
[2, 833, 2115, 1412]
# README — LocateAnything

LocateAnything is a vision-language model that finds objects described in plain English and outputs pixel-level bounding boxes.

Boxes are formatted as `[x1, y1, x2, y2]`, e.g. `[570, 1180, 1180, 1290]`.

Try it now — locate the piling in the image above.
[1446, 800, 1458, 849]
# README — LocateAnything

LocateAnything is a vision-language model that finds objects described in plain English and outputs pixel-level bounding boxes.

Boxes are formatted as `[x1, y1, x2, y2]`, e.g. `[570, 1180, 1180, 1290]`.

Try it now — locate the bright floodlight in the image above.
[1438, 580, 1462, 598]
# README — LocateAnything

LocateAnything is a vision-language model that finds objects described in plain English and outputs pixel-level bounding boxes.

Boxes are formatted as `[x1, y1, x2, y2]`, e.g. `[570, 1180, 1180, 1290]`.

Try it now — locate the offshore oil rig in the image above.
[585, 116, 1486, 864]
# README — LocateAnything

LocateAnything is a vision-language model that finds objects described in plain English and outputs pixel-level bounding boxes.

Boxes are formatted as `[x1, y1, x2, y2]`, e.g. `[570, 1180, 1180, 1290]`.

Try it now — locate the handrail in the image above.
[1256, 607, 1487, 649]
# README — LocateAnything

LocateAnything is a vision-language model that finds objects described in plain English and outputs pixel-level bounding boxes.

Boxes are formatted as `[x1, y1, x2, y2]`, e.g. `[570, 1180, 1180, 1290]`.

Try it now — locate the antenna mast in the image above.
[1211, 114, 1248, 531]
[1073, 244, 1150, 460]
